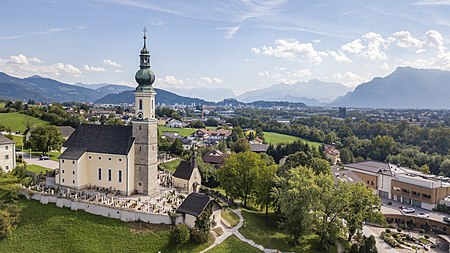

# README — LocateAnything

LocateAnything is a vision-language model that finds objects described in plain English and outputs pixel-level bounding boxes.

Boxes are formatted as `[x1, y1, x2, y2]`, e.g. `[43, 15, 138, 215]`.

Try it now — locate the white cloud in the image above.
[341, 39, 364, 54]
[156, 75, 184, 88]
[361, 32, 389, 60]
[222, 26, 240, 39]
[83, 64, 105, 72]
[392, 31, 424, 49]
[331, 71, 367, 86]
[103, 59, 121, 67]
[292, 68, 311, 77]
[326, 50, 352, 63]
[0, 54, 81, 78]
[114, 69, 122, 73]
[200, 76, 224, 84]
[252, 39, 323, 63]
[425, 30, 445, 52]
[9, 54, 42, 65]
[413, 0, 450, 5]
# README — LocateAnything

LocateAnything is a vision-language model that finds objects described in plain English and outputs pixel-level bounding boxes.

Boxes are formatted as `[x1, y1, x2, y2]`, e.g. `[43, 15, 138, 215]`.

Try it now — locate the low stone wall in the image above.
[22, 191, 184, 225]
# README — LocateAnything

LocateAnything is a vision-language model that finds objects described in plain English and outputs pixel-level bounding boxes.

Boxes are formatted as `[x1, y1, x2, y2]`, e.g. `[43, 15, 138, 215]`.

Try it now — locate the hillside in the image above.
[95, 89, 214, 105]
[333, 67, 450, 109]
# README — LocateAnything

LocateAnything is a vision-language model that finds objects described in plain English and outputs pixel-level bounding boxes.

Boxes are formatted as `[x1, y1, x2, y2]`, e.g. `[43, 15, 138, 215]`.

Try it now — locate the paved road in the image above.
[18, 151, 59, 170]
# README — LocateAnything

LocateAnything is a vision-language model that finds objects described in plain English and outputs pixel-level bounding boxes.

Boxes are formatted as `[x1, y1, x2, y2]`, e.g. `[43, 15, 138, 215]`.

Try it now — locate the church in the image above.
[57, 34, 158, 196]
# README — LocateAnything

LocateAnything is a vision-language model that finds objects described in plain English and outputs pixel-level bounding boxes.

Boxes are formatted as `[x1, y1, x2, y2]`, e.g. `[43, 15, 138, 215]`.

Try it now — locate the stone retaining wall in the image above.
[22, 191, 184, 224]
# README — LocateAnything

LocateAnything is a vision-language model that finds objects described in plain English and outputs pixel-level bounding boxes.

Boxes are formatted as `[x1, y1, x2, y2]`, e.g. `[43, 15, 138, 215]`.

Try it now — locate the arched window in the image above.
[139, 99, 143, 111]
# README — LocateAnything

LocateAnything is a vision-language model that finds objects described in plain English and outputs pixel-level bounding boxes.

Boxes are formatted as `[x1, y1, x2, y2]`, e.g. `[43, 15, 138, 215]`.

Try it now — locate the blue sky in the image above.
[1, 0, 450, 95]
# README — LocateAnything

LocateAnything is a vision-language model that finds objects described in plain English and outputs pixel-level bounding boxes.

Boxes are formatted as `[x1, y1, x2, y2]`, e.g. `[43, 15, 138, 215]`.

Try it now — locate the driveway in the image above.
[18, 151, 59, 170]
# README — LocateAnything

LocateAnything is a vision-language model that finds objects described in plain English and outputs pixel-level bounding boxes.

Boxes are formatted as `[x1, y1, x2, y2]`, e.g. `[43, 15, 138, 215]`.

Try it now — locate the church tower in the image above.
[132, 30, 158, 196]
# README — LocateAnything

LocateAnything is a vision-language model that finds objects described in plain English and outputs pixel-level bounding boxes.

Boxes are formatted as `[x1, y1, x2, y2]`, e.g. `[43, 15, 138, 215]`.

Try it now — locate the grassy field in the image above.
[0, 113, 47, 132]
[11, 135, 24, 149]
[0, 198, 212, 253]
[263, 131, 322, 147]
[239, 209, 336, 253]
[208, 235, 262, 253]
[159, 159, 181, 173]
[221, 209, 240, 228]
[26, 164, 51, 174]
[159, 126, 197, 137]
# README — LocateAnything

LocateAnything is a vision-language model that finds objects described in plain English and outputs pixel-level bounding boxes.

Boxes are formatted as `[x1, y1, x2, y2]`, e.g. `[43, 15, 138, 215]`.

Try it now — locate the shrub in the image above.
[172, 224, 190, 244]
[419, 229, 425, 234]
[21, 177, 33, 187]
[398, 224, 406, 229]
[190, 228, 209, 244]
[386, 229, 391, 233]
[392, 233, 399, 239]
[424, 234, 430, 239]
[397, 228, 402, 232]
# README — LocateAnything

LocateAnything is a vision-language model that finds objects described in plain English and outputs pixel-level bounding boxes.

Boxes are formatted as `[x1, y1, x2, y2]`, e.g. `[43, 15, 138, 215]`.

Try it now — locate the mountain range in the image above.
[237, 79, 353, 105]
[164, 87, 236, 102]
[1, 67, 450, 109]
[333, 67, 450, 109]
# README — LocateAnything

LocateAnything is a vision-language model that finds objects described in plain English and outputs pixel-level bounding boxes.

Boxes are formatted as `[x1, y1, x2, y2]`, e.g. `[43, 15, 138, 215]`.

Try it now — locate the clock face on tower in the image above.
[137, 112, 144, 120]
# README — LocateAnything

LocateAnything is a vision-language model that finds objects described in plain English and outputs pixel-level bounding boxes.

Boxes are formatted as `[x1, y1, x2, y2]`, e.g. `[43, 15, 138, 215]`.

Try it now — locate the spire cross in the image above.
[143, 27, 148, 39]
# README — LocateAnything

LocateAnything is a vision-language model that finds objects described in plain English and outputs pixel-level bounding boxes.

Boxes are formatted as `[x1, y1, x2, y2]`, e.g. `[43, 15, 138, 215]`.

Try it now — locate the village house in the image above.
[172, 152, 201, 194]
[191, 129, 231, 141]
[249, 143, 269, 153]
[0, 134, 15, 172]
[202, 150, 229, 168]
[176, 192, 222, 229]
[165, 118, 184, 128]
[324, 145, 341, 165]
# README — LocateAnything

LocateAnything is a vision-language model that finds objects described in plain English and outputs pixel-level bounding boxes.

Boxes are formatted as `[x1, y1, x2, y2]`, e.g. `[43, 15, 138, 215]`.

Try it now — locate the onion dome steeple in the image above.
[135, 28, 155, 91]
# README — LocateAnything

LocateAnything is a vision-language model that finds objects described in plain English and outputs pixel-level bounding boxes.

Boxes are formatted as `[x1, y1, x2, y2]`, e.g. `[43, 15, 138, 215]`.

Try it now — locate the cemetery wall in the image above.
[23, 191, 184, 225]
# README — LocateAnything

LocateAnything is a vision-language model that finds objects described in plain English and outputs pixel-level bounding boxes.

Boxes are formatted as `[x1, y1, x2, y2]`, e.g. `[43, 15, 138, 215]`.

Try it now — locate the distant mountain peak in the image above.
[332, 67, 450, 109]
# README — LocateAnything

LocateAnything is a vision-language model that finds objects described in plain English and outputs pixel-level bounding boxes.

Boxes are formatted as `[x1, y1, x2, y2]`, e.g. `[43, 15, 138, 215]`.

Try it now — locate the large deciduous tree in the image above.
[29, 125, 64, 155]
[216, 151, 267, 207]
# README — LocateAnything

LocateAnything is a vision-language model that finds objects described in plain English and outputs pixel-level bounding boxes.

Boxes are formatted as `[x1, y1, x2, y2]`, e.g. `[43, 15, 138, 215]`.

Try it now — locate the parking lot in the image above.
[381, 198, 450, 224]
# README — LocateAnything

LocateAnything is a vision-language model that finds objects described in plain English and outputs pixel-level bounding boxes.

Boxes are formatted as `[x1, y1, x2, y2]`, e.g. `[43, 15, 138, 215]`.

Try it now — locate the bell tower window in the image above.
[139, 99, 143, 111]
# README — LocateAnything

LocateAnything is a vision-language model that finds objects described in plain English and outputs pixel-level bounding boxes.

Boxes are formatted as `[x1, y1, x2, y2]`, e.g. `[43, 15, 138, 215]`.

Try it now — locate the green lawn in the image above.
[222, 209, 240, 228]
[159, 159, 181, 173]
[239, 209, 336, 253]
[159, 126, 197, 137]
[11, 135, 24, 149]
[0, 113, 47, 133]
[26, 164, 51, 174]
[0, 198, 212, 253]
[209, 235, 262, 253]
[263, 131, 322, 147]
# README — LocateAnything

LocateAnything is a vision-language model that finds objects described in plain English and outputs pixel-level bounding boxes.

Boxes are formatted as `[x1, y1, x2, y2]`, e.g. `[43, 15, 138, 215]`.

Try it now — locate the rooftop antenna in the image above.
[143, 27, 148, 39]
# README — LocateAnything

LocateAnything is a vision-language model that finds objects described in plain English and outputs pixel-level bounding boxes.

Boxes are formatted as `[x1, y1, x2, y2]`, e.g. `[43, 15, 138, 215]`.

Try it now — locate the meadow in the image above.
[0, 113, 47, 132]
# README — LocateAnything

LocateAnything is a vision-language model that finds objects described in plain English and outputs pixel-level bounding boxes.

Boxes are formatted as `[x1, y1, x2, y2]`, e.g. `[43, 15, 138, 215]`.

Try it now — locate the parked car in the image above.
[417, 212, 429, 218]
[39, 155, 50, 160]
[443, 216, 450, 223]
[402, 207, 415, 213]
[383, 201, 392, 206]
